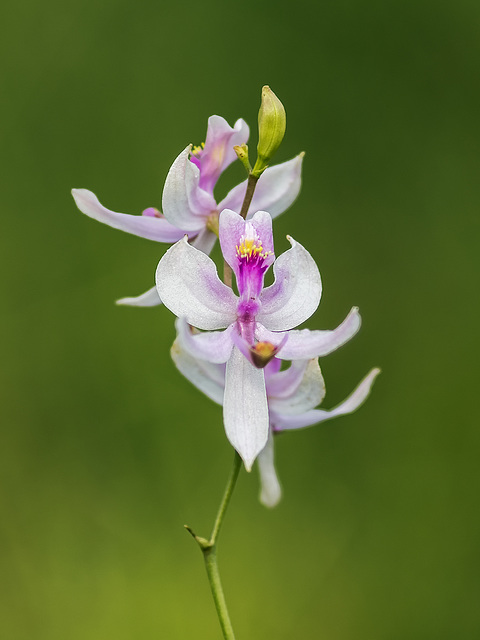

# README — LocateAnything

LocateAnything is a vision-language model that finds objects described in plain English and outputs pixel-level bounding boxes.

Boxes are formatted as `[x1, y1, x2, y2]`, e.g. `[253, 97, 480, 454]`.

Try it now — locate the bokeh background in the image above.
[1, 0, 479, 638]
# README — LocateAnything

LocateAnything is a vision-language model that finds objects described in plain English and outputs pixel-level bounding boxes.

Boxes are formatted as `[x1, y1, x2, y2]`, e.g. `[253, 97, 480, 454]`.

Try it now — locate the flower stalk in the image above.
[239, 173, 259, 219]
[185, 451, 242, 640]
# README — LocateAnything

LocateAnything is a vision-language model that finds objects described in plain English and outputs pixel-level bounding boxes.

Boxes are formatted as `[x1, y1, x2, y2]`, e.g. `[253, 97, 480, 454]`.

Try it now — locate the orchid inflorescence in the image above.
[72, 86, 379, 508]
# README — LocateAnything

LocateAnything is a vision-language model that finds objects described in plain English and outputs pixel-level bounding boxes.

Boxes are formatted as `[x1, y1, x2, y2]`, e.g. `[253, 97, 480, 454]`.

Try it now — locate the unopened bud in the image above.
[233, 143, 251, 175]
[252, 86, 286, 177]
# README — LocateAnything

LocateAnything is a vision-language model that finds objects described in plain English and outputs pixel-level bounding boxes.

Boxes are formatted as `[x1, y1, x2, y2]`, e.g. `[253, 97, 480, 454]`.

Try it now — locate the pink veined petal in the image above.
[116, 285, 162, 307]
[219, 153, 304, 219]
[268, 359, 326, 415]
[257, 434, 282, 508]
[258, 236, 322, 331]
[270, 368, 381, 430]
[248, 210, 275, 257]
[218, 209, 247, 273]
[224, 347, 269, 471]
[170, 338, 226, 405]
[219, 209, 275, 276]
[156, 237, 238, 330]
[162, 146, 216, 231]
[199, 116, 249, 194]
[176, 317, 234, 364]
[255, 307, 361, 359]
[71, 189, 187, 243]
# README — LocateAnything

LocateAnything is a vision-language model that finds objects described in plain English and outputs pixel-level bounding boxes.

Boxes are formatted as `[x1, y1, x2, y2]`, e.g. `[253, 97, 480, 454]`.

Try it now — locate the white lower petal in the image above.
[72, 189, 186, 242]
[156, 237, 238, 330]
[116, 286, 161, 307]
[170, 338, 225, 405]
[257, 434, 282, 508]
[271, 368, 381, 430]
[268, 359, 326, 415]
[224, 347, 269, 471]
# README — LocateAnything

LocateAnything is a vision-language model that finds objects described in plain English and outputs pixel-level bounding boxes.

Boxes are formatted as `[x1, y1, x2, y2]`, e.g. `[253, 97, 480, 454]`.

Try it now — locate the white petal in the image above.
[170, 338, 225, 405]
[257, 434, 282, 508]
[72, 189, 186, 242]
[268, 359, 326, 415]
[156, 237, 238, 330]
[258, 236, 322, 331]
[271, 368, 381, 430]
[219, 154, 304, 219]
[162, 146, 216, 231]
[257, 308, 361, 360]
[116, 227, 216, 309]
[116, 285, 161, 307]
[176, 318, 234, 364]
[191, 227, 217, 254]
[224, 347, 269, 471]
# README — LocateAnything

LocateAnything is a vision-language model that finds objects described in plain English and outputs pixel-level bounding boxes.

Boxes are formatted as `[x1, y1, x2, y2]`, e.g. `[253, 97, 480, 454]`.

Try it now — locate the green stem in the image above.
[186, 452, 242, 640]
[239, 173, 259, 219]
[203, 546, 236, 640]
[210, 451, 242, 545]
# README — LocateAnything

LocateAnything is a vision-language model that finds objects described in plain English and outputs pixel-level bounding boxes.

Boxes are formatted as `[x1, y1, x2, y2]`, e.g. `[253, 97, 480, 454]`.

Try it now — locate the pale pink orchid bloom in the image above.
[71, 115, 303, 307]
[156, 209, 361, 470]
[171, 335, 380, 507]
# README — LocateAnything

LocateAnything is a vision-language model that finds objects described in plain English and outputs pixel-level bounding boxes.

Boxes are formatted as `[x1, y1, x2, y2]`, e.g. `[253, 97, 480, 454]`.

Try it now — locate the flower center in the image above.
[191, 142, 205, 157]
[236, 223, 271, 263]
[235, 223, 272, 324]
[190, 142, 205, 170]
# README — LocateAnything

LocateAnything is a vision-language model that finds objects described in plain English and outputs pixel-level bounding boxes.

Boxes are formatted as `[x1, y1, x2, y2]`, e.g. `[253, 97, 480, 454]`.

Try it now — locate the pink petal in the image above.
[175, 317, 234, 364]
[255, 307, 361, 359]
[72, 189, 187, 243]
[198, 116, 249, 194]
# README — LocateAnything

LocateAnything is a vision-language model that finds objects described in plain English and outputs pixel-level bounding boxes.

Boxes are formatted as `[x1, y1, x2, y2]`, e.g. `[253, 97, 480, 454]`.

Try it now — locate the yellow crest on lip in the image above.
[236, 223, 271, 259]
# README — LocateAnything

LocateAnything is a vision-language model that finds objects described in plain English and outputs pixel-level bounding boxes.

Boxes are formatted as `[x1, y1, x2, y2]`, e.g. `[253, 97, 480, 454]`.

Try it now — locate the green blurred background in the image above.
[1, 0, 479, 638]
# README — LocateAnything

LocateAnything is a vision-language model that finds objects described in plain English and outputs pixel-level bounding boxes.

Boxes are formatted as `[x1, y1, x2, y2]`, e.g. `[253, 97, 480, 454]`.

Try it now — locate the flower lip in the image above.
[250, 341, 281, 368]
[231, 330, 288, 369]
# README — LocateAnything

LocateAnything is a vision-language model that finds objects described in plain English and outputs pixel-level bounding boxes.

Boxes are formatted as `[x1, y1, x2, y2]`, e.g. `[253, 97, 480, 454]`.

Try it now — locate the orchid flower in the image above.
[71, 115, 304, 307]
[171, 334, 380, 507]
[156, 209, 362, 470]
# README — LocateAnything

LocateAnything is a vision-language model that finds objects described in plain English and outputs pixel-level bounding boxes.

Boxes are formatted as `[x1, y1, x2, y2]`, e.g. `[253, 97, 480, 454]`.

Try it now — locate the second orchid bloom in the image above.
[72, 115, 303, 306]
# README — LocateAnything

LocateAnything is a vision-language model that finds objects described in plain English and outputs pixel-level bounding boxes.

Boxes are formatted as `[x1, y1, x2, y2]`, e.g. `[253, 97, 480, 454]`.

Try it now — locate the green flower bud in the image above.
[252, 86, 286, 177]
